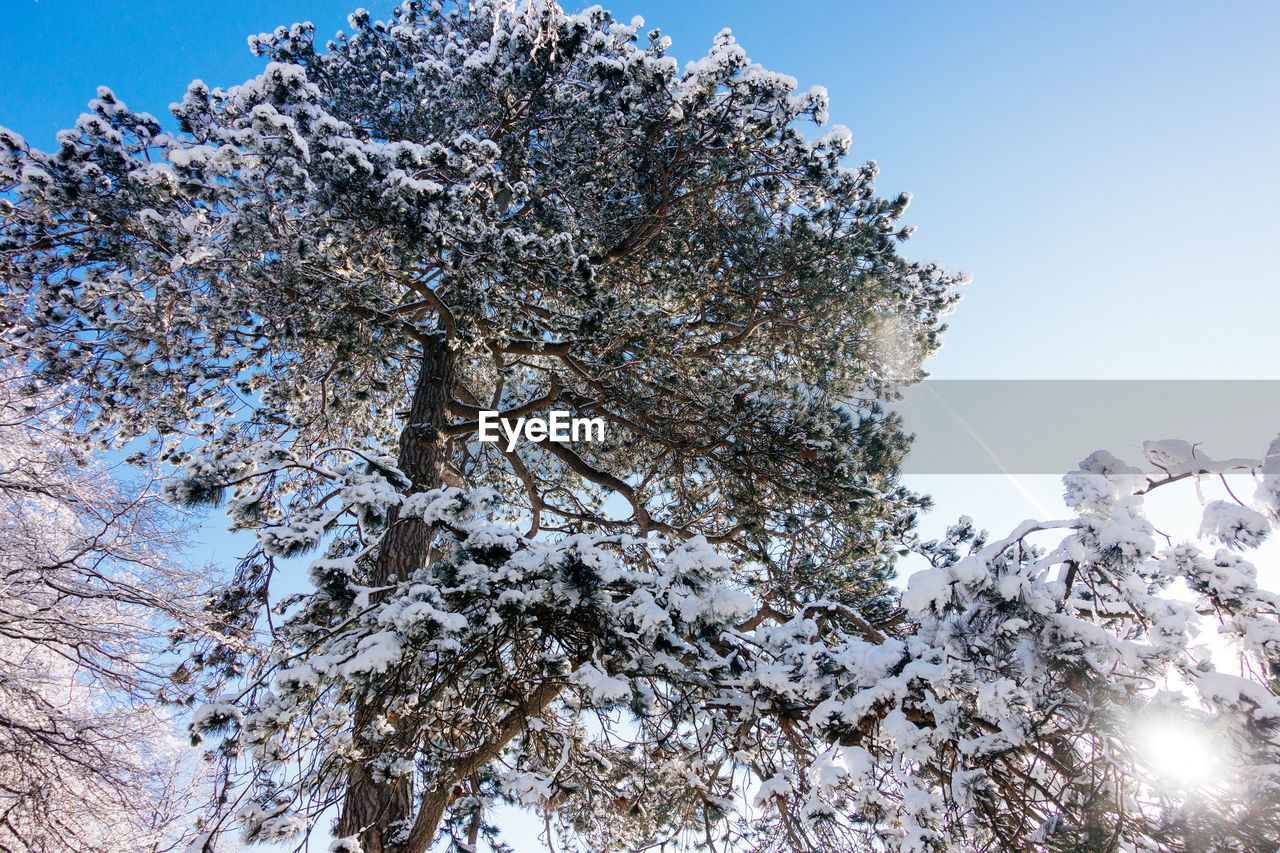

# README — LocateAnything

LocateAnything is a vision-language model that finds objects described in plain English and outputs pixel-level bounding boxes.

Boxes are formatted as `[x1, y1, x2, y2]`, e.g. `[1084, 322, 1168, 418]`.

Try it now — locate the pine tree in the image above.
[5, 5, 1280, 853]
[1, 3, 958, 850]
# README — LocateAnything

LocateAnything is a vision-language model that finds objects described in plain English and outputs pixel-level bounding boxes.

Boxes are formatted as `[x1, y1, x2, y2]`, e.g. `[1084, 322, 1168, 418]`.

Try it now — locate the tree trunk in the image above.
[338, 333, 456, 852]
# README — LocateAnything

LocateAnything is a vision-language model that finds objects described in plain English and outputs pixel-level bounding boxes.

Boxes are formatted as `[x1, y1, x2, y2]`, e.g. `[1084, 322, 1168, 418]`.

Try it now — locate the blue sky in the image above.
[4, 2, 1277, 848]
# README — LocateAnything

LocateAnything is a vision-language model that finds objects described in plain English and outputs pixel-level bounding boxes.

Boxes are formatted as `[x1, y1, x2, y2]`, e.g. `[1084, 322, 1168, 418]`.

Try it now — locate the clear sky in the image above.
[3, 1, 1278, 847]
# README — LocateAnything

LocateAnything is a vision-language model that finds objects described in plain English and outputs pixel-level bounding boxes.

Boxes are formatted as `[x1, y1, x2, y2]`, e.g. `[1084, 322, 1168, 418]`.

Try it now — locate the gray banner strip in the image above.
[887, 381, 1280, 475]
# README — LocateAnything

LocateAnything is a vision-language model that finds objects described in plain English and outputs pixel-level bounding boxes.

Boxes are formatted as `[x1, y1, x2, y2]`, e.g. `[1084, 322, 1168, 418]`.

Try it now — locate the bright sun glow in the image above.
[1135, 717, 1222, 790]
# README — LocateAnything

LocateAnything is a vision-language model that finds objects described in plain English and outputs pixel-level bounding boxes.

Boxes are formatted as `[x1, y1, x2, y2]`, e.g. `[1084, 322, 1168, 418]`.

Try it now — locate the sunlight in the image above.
[1134, 716, 1222, 790]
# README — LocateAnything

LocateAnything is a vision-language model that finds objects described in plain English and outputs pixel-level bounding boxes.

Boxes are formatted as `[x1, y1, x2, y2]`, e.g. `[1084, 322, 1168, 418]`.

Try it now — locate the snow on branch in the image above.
[189, 436, 1280, 852]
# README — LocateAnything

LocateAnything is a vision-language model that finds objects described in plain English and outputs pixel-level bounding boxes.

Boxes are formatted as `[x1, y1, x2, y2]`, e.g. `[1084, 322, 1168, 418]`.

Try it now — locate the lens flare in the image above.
[1134, 716, 1221, 789]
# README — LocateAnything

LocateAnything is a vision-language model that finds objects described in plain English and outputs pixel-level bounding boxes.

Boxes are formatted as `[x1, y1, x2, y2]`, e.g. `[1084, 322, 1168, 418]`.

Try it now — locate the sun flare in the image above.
[1135, 717, 1221, 790]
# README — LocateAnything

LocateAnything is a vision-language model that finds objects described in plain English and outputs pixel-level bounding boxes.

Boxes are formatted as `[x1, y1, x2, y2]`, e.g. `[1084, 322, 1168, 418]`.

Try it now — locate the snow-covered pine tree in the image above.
[845, 439, 1280, 852]
[4, 5, 1279, 853]
[1, 2, 959, 849]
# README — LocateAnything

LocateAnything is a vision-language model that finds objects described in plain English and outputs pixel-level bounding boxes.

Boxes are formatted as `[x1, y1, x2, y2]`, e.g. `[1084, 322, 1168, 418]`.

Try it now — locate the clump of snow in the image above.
[1200, 500, 1270, 549]
[339, 630, 403, 676]
[901, 568, 952, 617]
[329, 837, 362, 853]
[753, 772, 794, 808]
[571, 662, 631, 706]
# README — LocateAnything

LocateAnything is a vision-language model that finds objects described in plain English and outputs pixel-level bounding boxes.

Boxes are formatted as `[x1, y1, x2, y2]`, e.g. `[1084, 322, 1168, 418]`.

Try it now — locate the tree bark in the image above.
[338, 333, 457, 852]
[374, 334, 460, 586]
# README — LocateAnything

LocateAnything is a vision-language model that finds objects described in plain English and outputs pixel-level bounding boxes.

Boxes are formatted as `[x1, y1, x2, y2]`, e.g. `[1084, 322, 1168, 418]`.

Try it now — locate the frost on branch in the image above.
[0, 369, 213, 852]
